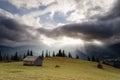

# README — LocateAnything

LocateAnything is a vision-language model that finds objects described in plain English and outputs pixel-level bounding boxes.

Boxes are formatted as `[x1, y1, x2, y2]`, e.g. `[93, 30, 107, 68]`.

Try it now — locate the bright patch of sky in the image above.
[0, 0, 116, 29]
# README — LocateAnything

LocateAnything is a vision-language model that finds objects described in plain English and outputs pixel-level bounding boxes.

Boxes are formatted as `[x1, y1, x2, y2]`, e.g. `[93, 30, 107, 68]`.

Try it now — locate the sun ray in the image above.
[41, 35, 84, 47]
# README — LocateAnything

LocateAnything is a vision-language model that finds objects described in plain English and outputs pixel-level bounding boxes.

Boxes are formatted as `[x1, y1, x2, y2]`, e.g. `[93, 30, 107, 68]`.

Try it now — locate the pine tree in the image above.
[23, 53, 26, 59]
[3, 53, 6, 61]
[58, 49, 62, 57]
[27, 50, 30, 56]
[76, 55, 79, 59]
[11, 55, 13, 61]
[49, 51, 51, 57]
[6, 53, 9, 61]
[30, 50, 33, 56]
[19, 55, 22, 61]
[92, 56, 96, 61]
[87, 56, 90, 61]
[56, 49, 65, 57]
[62, 50, 66, 57]
[46, 53, 48, 57]
[52, 51, 55, 57]
[14, 52, 19, 61]
[0, 50, 2, 61]
[42, 50, 44, 58]
[46, 50, 48, 57]
[68, 52, 72, 58]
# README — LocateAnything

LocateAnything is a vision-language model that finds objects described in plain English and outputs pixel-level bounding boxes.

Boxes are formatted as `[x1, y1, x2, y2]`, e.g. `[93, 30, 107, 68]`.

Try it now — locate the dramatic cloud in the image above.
[0, 0, 119, 45]
[8, 0, 55, 9]
[67, 0, 115, 23]
[4, 0, 116, 28]
[98, 0, 120, 20]
[37, 0, 120, 44]
[0, 0, 120, 58]
[0, 8, 13, 18]
[0, 15, 40, 46]
[38, 19, 120, 43]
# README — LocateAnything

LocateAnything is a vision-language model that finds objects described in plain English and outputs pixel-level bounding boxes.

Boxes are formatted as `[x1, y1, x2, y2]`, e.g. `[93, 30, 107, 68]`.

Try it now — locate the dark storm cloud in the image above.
[38, 18, 120, 42]
[0, 15, 37, 44]
[99, 0, 120, 20]
[0, 0, 120, 45]
[37, 0, 120, 42]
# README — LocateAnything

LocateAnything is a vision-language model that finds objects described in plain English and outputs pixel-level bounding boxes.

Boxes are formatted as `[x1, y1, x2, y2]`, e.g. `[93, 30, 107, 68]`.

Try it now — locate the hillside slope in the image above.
[0, 57, 120, 80]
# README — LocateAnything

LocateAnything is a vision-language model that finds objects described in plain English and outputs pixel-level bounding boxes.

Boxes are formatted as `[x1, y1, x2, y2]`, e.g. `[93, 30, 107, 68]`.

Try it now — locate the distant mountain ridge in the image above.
[0, 45, 42, 55]
[77, 42, 120, 60]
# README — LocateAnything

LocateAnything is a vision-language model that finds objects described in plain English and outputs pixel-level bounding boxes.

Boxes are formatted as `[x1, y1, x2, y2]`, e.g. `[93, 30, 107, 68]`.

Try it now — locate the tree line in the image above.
[87, 56, 100, 62]
[41, 49, 80, 59]
[0, 49, 81, 62]
[0, 50, 34, 62]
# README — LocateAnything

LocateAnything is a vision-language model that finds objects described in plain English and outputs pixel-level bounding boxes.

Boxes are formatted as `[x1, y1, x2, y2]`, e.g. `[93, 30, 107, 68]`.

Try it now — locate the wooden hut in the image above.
[23, 56, 43, 66]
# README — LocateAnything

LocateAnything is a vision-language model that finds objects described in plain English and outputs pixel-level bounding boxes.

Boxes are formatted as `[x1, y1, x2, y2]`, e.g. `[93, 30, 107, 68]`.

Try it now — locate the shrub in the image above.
[55, 65, 60, 68]
[97, 62, 103, 69]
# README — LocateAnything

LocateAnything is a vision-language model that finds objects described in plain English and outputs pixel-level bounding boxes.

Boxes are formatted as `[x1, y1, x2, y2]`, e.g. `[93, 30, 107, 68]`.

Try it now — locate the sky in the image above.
[0, 0, 120, 58]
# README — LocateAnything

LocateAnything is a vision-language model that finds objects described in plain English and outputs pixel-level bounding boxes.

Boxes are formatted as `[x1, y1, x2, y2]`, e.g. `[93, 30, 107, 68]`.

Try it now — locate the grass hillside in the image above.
[0, 57, 120, 80]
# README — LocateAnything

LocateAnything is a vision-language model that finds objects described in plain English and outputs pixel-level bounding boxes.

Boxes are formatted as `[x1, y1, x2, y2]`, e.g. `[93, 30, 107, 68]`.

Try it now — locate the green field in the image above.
[0, 57, 120, 80]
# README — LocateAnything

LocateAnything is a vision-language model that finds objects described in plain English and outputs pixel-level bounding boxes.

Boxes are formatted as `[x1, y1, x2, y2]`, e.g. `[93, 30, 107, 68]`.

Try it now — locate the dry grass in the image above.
[0, 57, 120, 80]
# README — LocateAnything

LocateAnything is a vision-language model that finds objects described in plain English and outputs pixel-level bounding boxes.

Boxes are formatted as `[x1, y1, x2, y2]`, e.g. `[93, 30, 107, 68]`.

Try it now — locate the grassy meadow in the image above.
[0, 57, 120, 80]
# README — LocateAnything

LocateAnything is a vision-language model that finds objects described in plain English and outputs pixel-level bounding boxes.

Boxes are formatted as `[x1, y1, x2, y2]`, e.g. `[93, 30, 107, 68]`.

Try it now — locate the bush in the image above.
[55, 65, 60, 68]
[97, 62, 103, 69]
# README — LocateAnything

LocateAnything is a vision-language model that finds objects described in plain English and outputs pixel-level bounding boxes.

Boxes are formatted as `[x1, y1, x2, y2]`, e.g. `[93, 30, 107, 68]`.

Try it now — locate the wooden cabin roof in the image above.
[23, 56, 41, 62]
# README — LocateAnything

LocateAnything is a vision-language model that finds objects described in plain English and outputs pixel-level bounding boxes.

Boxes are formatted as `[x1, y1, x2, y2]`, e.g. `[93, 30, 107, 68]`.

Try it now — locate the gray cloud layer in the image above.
[0, 0, 120, 46]
[38, 19, 120, 41]
[38, 0, 120, 43]
[0, 15, 37, 45]
[0, 0, 120, 59]
[99, 0, 120, 20]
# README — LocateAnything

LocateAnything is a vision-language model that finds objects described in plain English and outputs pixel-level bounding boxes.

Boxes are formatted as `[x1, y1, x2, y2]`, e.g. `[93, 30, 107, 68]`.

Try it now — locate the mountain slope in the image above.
[0, 57, 119, 80]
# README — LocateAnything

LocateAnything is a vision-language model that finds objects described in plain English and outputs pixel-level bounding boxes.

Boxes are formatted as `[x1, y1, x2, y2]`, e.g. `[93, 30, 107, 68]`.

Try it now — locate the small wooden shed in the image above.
[23, 56, 43, 66]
